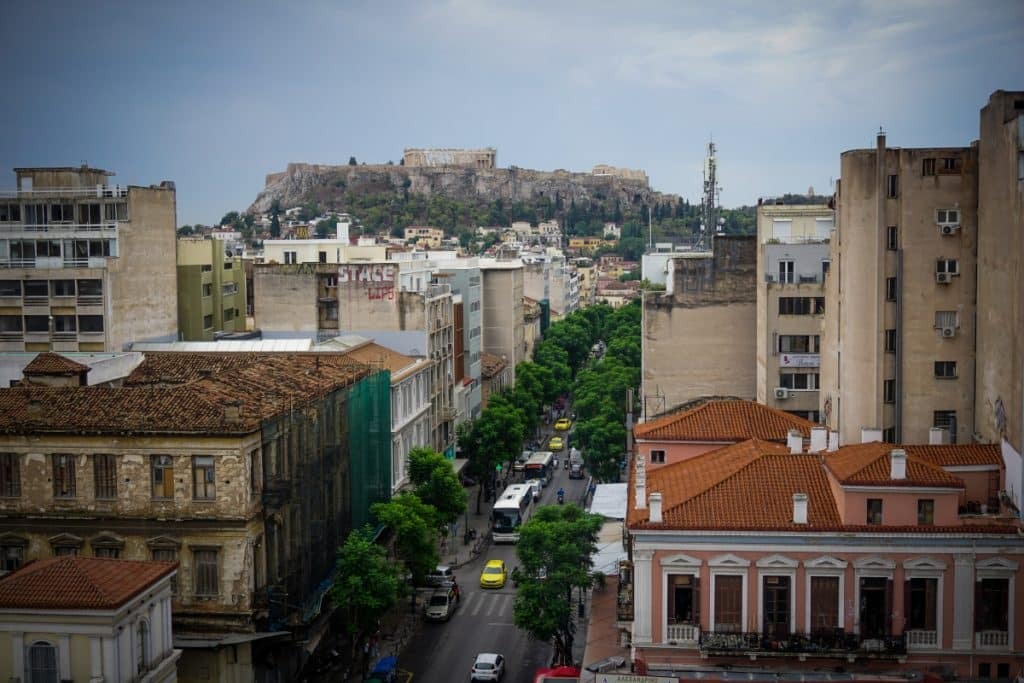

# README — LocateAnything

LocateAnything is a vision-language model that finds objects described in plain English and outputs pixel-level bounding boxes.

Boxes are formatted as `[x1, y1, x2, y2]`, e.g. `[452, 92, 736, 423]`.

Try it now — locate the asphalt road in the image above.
[402, 422, 590, 683]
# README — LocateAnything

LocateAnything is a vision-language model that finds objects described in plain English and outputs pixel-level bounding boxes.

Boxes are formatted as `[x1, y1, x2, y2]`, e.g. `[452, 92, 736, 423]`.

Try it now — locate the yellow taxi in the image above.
[479, 559, 508, 589]
[548, 436, 564, 451]
[554, 418, 572, 431]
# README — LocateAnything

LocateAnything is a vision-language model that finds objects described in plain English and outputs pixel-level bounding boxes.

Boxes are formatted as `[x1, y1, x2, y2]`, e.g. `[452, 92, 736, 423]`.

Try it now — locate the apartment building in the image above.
[0, 351, 390, 682]
[0, 166, 178, 352]
[822, 134, 978, 445]
[435, 261, 483, 421]
[404, 225, 444, 249]
[176, 238, 247, 341]
[756, 203, 833, 421]
[479, 257, 525, 385]
[641, 236, 757, 419]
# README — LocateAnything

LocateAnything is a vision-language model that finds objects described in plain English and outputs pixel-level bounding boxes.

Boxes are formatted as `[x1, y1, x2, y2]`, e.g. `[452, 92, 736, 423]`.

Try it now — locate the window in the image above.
[24, 204, 47, 225]
[78, 203, 102, 224]
[936, 259, 959, 275]
[809, 576, 839, 631]
[713, 574, 743, 632]
[778, 260, 795, 284]
[934, 410, 957, 442]
[77, 279, 102, 296]
[51, 279, 74, 297]
[882, 427, 896, 444]
[318, 251, 327, 264]
[52, 454, 76, 498]
[936, 209, 960, 225]
[77, 315, 104, 333]
[224, 308, 235, 322]
[917, 499, 935, 525]
[0, 280, 21, 296]
[922, 158, 936, 176]
[975, 578, 1008, 631]
[194, 548, 219, 596]
[137, 620, 151, 674]
[887, 225, 898, 250]
[978, 663, 992, 679]
[821, 260, 830, 279]
[866, 498, 883, 525]
[0, 203, 21, 222]
[193, 455, 216, 500]
[50, 203, 73, 222]
[650, 450, 665, 464]
[104, 202, 128, 221]
[151, 545, 179, 594]
[905, 577, 937, 629]
[887, 174, 899, 198]
[885, 329, 897, 353]
[998, 664, 1010, 679]
[778, 297, 825, 315]
[934, 361, 957, 379]
[27, 641, 58, 683]
[0, 315, 22, 334]
[284, 251, 297, 265]
[941, 157, 962, 174]
[152, 455, 174, 499]
[934, 311, 958, 329]
[25, 315, 49, 333]
[222, 282, 237, 295]
[0, 453, 20, 497]
[1, 541, 24, 572]
[884, 379, 896, 403]
[778, 335, 820, 353]
[762, 575, 791, 637]
[202, 283, 212, 297]
[886, 277, 897, 301]
[668, 573, 699, 624]
[779, 372, 819, 390]
[223, 261, 233, 270]
[93, 454, 117, 499]
[201, 264, 212, 273]
[202, 314, 213, 330]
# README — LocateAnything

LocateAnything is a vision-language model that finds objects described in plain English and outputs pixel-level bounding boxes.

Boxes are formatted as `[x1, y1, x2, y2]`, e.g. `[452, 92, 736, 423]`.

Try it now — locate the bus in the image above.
[523, 451, 555, 487]
[491, 483, 534, 543]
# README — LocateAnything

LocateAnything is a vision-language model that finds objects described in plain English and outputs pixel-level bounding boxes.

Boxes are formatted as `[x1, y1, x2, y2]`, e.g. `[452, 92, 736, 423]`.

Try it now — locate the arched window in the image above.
[137, 619, 151, 673]
[27, 641, 58, 683]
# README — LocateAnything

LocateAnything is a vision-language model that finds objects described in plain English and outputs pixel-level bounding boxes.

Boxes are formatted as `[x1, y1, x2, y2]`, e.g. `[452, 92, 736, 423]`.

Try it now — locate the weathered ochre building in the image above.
[176, 238, 247, 341]
[0, 351, 390, 682]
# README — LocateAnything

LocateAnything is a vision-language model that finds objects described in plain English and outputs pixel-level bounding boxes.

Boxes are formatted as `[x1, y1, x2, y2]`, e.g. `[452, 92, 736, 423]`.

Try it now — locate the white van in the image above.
[528, 479, 542, 501]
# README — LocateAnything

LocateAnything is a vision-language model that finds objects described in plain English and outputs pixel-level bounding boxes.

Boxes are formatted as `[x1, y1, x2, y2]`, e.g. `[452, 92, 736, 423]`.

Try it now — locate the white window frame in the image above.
[756, 554, 798, 635]
[903, 557, 946, 650]
[804, 556, 847, 633]
[778, 260, 795, 284]
[935, 208, 960, 226]
[975, 557, 1017, 649]
[708, 553, 750, 633]
[852, 556, 895, 636]
[660, 553, 703, 643]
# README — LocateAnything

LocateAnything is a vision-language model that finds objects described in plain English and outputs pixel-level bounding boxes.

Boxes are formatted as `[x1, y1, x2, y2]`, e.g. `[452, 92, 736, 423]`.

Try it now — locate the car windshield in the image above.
[429, 595, 448, 606]
[475, 662, 494, 670]
[484, 566, 502, 574]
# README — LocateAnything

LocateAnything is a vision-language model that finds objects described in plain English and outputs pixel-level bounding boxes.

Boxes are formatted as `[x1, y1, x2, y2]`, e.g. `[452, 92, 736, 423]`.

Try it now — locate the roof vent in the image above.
[649, 492, 662, 523]
[809, 427, 827, 453]
[224, 401, 242, 421]
[861, 427, 882, 443]
[928, 427, 948, 445]
[793, 493, 808, 524]
[890, 449, 907, 480]
[787, 429, 803, 454]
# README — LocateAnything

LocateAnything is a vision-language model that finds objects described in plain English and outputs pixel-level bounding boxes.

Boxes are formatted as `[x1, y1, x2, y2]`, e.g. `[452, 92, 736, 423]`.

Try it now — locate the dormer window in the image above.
[917, 499, 934, 525]
[867, 499, 883, 525]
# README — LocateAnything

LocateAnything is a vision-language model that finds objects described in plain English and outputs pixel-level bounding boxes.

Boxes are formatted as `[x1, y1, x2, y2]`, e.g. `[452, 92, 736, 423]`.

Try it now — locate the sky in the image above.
[1, 1, 1021, 227]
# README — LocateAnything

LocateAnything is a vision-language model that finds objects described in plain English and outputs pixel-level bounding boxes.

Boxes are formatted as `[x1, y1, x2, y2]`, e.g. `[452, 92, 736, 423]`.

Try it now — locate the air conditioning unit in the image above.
[936, 272, 952, 284]
[941, 326, 956, 338]
[774, 387, 791, 400]
[940, 224, 959, 235]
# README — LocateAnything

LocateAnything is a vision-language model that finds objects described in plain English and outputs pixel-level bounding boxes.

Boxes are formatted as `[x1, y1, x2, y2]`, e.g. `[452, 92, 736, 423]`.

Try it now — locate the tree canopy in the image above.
[329, 526, 403, 649]
[407, 447, 467, 527]
[371, 493, 439, 584]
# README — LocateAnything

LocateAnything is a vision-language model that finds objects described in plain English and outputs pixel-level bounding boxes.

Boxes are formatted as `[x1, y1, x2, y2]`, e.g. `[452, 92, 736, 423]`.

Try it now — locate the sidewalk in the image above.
[443, 482, 495, 569]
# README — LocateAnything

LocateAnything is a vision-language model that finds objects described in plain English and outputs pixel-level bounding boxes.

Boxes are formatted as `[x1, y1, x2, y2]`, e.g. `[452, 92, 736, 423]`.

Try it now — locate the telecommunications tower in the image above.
[698, 140, 723, 250]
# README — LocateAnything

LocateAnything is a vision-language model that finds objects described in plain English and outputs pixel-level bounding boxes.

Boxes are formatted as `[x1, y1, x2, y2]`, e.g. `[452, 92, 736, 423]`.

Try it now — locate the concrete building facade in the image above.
[756, 204, 833, 422]
[176, 238, 247, 341]
[436, 261, 483, 421]
[641, 236, 757, 420]
[0, 166, 178, 352]
[479, 258, 524, 386]
[822, 134, 978, 446]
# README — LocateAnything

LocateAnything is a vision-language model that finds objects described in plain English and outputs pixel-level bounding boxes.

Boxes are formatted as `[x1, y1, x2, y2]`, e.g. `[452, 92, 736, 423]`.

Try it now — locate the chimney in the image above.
[27, 399, 43, 417]
[890, 449, 907, 480]
[809, 427, 828, 453]
[787, 429, 804, 454]
[649, 492, 663, 523]
[828, 431, 840, 452]
[861, 427, 883, 443]
[224, 401, 242, 421]
[792, 493, 808, 524]
[928, 427, 948, 445]
[634, 454, 647, 510]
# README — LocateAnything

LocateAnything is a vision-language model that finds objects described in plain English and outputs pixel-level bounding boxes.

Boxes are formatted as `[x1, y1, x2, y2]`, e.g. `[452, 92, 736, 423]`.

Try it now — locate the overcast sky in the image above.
[2, 1, 1021, 226]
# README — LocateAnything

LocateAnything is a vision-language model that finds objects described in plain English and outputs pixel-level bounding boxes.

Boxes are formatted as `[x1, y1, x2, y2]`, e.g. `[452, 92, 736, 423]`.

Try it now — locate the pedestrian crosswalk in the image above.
[460, 590, 516, 619]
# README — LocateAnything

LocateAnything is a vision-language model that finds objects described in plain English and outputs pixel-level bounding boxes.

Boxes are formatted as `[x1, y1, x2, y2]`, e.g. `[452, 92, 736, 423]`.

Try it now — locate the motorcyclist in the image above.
[557, 487, 565, 503]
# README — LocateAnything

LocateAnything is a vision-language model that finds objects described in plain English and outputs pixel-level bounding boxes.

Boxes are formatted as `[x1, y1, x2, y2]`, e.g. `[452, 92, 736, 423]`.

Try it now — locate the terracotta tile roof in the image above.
[634, 399, 816, 442]
[904, 444, 1003, 467]
[480, 352, 507, 379]
[628, 439, 842, 530]
[23, 352, 91, 376]
[0, 352, 374, 436]
[824, 442, 964, 488]
[0, 556, 176, 610]
[343, 342, 420, 378]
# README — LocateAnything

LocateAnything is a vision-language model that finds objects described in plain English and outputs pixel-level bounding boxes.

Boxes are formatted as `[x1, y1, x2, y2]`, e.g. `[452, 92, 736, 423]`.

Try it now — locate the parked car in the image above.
[528, 479, 541, 501]
[554, 417, 572, 431]
[426, 564, 454, 587]
[424, 585, 459, 622]
[471, 652, 505, 681]
[479, 559, 508, 589]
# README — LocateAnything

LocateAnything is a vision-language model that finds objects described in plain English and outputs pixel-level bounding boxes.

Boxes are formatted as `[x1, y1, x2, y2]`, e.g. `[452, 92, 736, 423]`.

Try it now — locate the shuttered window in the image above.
[714, 575, 743, 632]
[194, 549, 219, 596]
[809, 576, 839, 631]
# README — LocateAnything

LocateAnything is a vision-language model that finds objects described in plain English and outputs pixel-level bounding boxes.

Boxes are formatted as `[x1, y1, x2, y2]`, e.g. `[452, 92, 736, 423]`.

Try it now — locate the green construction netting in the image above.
[347, 369, 392, 529]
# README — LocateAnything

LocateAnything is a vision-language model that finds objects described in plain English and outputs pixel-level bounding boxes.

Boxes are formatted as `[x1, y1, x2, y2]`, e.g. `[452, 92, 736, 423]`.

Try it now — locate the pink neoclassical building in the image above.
[622, 433, 1021, 680]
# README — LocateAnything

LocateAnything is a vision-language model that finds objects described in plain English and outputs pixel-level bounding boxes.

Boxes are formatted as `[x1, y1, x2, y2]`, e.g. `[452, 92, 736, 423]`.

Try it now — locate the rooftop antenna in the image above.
[698, 138, 721, 251]
[648, 205, 652, 250]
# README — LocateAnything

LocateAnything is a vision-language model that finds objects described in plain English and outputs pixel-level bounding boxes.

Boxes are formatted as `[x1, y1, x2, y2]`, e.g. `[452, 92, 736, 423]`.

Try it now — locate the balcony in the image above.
[698, 630, 906, 659]
[904, 629, 938, 649]
[666, 622, 700, 644]
[975, 630, 1008, 649]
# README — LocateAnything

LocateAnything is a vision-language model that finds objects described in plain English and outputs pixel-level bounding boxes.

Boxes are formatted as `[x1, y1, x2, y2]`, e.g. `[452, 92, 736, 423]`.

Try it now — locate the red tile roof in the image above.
[0, 352, 374, 436]
[23, 352, 91, 376]
[634, 399, 816, 442]
[0, 556, 176, 610]
[343, 342, 420, 378]
[904, 444, 1002, 467]
[481, 352, 507, 378]
[824, 443, 964, 488]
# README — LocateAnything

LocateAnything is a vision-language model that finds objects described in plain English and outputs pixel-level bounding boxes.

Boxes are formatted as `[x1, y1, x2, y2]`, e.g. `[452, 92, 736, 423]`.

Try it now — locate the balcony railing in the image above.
[976, 630, 1008, 648]
[904, 629, 938, 648]
[698, 630, 906, 657]
[666, 622, 700, 643]
[0, 185, 128, 199]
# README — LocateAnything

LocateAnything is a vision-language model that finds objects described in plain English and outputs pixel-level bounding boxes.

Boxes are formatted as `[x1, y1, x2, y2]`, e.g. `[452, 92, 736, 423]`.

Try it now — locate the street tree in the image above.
[476, 393, 526, 473]
[371, 493, 439, 584]
[513, 505, 603, 666]
[329, 526, 403, 661]
[407, 447, 467, 527]
[456, 418, 492, 514]
[533, 341, 571, 388]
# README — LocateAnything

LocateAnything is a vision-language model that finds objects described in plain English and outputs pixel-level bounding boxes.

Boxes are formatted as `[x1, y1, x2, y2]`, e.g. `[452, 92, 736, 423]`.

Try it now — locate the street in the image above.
[402, 417, 591, 682]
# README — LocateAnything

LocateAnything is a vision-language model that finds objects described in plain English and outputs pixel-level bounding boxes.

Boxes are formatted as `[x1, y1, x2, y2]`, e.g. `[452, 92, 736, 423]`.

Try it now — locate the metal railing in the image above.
[0, 186, 128, 199]
[698, 630, 906, 657]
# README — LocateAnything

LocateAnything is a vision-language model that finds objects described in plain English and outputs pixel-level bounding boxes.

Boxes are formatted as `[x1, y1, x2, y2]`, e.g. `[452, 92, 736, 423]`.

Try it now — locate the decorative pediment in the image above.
[146, 535, 182, 550]
[756, 554, 798, 569]
[903, 557, 946, 571]
[48, 532, 83, 547]
[91, 532, 125, 549]
[660, 553, 702, 568]
[708, 553, 751, 568]
[804, 555, 848, 569]
[976, 557, 1019, 573]
[853, 556, 895, 570]
[0, 532, 28, 546]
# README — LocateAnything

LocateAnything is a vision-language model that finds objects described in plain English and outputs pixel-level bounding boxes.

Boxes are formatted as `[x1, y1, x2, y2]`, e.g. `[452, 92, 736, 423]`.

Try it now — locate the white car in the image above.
[528, 479, 541, 501]
[471, 652, 505, 681]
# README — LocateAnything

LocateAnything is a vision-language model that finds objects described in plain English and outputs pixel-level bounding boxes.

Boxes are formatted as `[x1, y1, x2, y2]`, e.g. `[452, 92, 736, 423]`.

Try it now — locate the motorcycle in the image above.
[557, 489, 565, 504]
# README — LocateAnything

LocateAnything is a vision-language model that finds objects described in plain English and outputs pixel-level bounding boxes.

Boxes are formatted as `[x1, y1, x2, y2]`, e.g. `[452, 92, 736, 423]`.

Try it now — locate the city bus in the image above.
[523, 451, 555, 487]
[491, 483, 534, 543]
